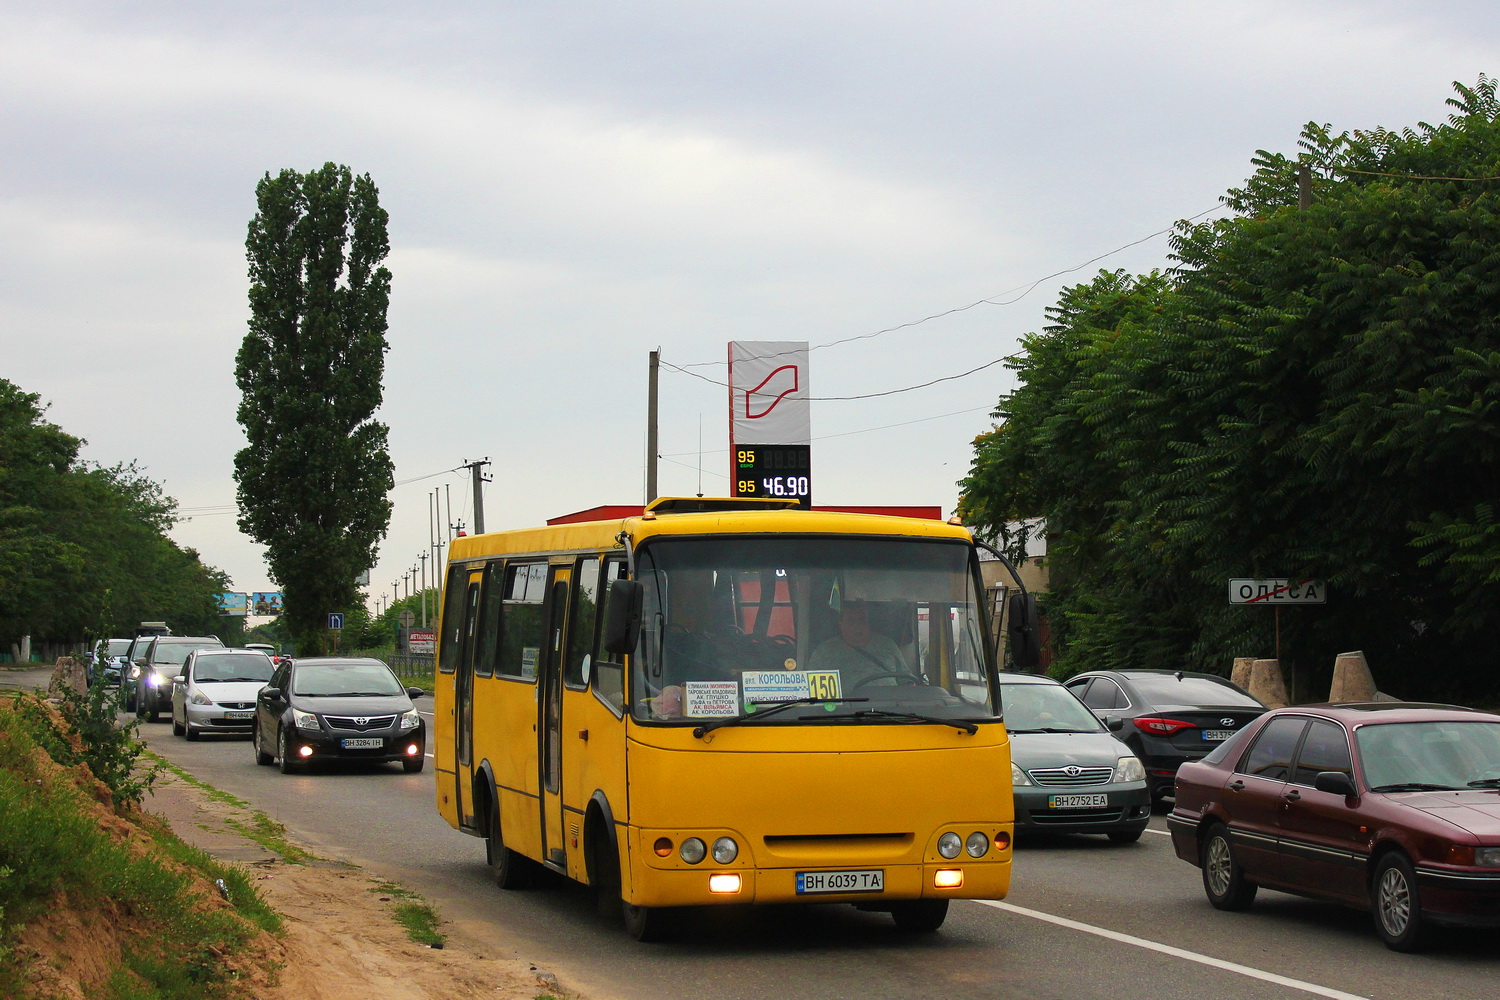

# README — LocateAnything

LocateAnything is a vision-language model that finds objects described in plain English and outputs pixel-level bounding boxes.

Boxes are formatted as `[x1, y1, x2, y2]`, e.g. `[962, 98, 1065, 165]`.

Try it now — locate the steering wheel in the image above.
[852, 671, 926, 692]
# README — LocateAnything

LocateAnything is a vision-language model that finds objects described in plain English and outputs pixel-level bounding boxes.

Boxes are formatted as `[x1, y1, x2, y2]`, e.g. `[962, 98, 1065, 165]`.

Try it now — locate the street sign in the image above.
[327, 613, 345, 630]
[409, 630, 436, 654]
[398, 610, 415, 628]
[1228, 579, 1326, 605]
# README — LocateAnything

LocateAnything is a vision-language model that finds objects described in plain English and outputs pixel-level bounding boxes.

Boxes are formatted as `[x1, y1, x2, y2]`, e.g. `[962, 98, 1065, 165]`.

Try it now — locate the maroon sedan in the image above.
[1168, 702, 1500, 951]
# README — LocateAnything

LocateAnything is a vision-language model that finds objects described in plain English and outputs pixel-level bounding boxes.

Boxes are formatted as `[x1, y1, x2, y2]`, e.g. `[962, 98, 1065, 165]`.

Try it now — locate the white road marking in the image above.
[974, 899, 1371, 1000]
[1146, 826, 1171, 836]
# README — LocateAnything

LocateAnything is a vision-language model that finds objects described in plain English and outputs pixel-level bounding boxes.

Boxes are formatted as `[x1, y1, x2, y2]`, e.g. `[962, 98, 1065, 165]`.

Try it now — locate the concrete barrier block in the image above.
[47, 656, 88, 701]
[1329, 650, 1378, 703]
[1231, 656, 1255, 692]
[1250, 658, 1289, 709]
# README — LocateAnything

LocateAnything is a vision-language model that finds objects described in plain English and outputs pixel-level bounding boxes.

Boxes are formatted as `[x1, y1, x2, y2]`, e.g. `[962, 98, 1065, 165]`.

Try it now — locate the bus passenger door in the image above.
[454, 570, 483, 829]
[539, 566, 571, 868]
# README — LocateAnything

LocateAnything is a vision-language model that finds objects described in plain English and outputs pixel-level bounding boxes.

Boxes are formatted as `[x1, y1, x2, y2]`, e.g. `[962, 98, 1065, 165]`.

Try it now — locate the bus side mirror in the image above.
[1007, 593, 1041, 670]
[602, 579, 644, 656]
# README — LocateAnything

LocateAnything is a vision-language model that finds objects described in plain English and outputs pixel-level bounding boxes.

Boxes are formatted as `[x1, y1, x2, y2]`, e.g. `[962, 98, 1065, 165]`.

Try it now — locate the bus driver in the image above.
[807, 600, 913, 690]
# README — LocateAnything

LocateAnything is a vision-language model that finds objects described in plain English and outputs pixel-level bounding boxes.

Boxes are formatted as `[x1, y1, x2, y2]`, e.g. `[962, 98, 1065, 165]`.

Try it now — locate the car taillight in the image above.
[1134, 717, 1194, 736]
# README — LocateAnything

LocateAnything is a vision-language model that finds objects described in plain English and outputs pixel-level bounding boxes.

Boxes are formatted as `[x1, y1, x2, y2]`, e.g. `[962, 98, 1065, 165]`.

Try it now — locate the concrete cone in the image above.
[1230, 657, 1255, 692]
[1329, 650, 1377, 703]
[1250, 658, 1289, 709]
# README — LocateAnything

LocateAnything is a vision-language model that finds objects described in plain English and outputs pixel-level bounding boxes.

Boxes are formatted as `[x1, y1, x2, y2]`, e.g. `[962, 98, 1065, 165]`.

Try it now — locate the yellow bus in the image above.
[433, 497, 1032, 940]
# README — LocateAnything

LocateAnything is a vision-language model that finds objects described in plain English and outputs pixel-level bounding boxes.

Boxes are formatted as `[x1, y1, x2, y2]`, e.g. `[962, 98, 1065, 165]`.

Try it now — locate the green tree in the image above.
[960, 77, 1500, 700]
[0, 380, 233, 650]
[234, 163, 394, 654]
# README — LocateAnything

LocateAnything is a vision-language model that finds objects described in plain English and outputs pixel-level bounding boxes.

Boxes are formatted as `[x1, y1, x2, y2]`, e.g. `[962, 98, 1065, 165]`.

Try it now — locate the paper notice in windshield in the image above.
[684, 681, 741, 717]
[741, 670, 843, 703]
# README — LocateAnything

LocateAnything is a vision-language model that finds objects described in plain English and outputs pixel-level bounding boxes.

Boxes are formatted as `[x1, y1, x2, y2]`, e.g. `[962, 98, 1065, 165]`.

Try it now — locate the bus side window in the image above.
[591, 558, 627, 712]
[473, 561, 505, 678]
[498, 563, 546, 680]
[566, 557, 601, 688]
[438, 565, 469, 675]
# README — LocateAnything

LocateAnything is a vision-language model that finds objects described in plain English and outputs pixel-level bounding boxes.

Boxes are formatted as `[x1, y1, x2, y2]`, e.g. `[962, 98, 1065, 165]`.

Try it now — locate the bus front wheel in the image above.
[487, 800, 534, 890]
[622, 901, 673, 942]
[890, 899, 948, 933]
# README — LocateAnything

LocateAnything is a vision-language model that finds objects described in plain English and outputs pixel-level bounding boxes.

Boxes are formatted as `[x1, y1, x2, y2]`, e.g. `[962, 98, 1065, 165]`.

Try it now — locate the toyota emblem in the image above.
[1064, 765, 1082, 777]
[1220, 718, 1234, 727]
[355, 717, 369, 726]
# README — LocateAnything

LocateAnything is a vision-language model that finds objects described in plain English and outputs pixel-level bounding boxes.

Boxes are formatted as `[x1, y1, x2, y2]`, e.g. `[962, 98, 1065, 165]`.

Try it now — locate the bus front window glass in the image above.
[628, 537, 997, 726]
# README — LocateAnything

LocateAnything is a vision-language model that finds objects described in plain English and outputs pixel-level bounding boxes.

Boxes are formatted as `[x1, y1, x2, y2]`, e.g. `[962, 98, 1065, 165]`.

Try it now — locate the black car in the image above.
[252, 656, 426, 774]
[1063, 669, 1266, 802]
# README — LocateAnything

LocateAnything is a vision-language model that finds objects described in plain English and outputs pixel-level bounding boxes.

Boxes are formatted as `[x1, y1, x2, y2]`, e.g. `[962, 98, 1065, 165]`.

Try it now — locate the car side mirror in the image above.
[1314, 771, 1358, 797]
[260, 687, 281, 700]
[1105, 716, 1124, 732]
[602, 579, 644, 655]
[406, 687, 425, 699]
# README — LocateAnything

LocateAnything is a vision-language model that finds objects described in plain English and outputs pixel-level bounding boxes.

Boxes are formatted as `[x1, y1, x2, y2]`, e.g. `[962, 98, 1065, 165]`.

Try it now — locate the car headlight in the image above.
[1113, 756, 1147, 783]
[399, 709, 421, 731]
[129, 665, 142, 680]
[190, 691, 215, 706]
[1476, 847, 1500, 867]
[292, 709, 319, 730]
[1011, 762, 1032, 787]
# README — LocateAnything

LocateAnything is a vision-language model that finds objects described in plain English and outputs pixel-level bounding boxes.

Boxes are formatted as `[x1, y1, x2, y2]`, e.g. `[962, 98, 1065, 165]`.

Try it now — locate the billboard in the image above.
[217, 592, 249, 616]
[250, 592, 284, 616]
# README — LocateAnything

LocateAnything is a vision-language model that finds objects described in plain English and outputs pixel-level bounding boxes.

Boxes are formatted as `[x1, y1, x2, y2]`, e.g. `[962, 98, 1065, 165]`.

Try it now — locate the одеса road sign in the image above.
[1228, 579, 1326, 605]
[327, 613, 345, 630]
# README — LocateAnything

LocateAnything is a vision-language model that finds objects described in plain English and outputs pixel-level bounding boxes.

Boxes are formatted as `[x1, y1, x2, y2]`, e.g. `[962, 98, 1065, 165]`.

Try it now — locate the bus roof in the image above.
[448, 500, 973, 564]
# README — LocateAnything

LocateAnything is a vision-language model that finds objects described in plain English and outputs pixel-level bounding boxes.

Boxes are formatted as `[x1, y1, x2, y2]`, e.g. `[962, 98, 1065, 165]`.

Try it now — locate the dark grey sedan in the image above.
[1001, 673, 1152, 842]
[1064, 669, 1267, 802]
[252, 656, 426, 774]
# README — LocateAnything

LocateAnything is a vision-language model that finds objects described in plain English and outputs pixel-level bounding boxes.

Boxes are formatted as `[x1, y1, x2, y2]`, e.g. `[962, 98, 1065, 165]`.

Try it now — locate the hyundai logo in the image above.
[1220, 718, 1234, 727]
[355, 717, 369, 726]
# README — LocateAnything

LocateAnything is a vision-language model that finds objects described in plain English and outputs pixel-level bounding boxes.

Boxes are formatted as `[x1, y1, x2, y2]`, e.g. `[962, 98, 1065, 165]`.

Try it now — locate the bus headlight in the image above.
[712, 837, 738, 864]
[680, 838, 707, 864]
[966, 831, 990, 858]
[938, 832, 963, 859]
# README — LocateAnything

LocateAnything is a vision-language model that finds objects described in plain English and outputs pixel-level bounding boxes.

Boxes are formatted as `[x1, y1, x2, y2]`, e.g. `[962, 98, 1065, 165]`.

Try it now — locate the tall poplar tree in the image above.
[234, 163, 394, 653]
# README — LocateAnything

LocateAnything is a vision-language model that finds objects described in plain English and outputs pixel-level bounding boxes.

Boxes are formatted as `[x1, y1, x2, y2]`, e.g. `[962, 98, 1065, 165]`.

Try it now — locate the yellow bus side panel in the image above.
[433, 668, 459, 829]
[561, 689, 629, 884]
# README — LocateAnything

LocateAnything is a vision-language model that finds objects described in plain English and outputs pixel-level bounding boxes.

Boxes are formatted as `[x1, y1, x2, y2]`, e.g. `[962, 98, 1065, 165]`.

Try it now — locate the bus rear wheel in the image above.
[890, 898, 949, 933]
[487, 800, 534, 890]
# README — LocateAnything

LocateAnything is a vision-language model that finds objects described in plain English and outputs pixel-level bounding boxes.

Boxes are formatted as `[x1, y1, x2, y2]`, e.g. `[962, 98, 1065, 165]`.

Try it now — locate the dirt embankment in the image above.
[6, 719, 581, 1000]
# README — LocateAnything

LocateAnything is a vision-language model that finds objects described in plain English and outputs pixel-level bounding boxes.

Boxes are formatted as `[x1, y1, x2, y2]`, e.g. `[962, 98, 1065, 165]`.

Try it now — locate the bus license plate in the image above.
[1049, 794, 1108, 809]
[341, 737, 383, 749]
[1201, 730, 1235, 741]
[796, 869, 884, 894]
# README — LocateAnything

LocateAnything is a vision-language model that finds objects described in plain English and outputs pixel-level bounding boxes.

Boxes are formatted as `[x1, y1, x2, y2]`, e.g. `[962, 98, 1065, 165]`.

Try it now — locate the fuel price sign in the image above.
[733, 444, 811, 508]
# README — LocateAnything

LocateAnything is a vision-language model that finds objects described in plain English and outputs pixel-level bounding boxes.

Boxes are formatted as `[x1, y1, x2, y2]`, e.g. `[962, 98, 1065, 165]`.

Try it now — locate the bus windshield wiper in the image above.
[693, 697, 869, 738]
[1370, 781, 1460, 792]
[850, 709, 978, 735]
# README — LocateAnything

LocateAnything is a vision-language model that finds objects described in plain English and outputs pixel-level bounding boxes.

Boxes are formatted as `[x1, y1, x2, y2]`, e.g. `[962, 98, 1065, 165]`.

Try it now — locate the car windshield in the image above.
[153, 642, 220, 666]
[629, 535, 997, 726]
[1357, 720, 1500, 791]
[1000, 682, 1103, 733]
[292, 662, 404, 697]
[192, 653, 274, 683]
[1126, 674, 1262, 707]
[107, 639, 132, 657]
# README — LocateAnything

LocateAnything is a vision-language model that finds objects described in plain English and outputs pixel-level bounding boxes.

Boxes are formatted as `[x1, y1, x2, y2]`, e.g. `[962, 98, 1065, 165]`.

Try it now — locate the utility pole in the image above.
[418, 552, 429, 627]
[647, 348, 659, 504]
[392, 580, 399, 607]
[462, 457, 492, 534]
[1298, 162, 1313, 210]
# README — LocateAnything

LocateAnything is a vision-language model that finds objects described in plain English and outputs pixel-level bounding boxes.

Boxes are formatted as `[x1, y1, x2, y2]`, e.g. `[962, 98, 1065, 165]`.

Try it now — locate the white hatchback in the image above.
[170, 648, 276, 740]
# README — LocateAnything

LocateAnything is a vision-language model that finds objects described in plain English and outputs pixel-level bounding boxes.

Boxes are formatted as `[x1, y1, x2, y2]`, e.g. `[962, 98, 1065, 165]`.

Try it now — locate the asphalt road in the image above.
[7, 666, 1499, 1000]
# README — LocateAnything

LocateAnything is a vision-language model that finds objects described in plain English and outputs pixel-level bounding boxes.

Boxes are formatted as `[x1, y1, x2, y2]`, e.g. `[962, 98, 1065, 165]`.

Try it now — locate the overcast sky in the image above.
[6, 1, 1494, 611]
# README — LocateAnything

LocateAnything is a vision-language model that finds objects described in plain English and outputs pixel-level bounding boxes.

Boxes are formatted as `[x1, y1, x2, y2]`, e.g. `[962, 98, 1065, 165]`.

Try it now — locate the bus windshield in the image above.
[630, 535, 997, 726]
